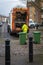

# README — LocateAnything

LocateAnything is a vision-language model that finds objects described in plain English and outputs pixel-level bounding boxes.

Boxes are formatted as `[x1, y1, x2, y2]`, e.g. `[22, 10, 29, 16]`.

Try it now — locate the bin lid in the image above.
[19, 32, 26, 34]
[33, 31, 40, 33]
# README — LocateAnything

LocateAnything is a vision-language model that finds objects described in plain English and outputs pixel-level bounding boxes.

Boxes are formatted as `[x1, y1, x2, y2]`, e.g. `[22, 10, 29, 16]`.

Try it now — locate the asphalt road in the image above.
[0, 23, 16, 39]
[0, 22, 10, 38]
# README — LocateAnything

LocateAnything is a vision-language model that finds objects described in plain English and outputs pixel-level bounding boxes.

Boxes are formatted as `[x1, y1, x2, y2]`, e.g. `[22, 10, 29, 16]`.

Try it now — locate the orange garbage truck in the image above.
[7, 7, 29, 34]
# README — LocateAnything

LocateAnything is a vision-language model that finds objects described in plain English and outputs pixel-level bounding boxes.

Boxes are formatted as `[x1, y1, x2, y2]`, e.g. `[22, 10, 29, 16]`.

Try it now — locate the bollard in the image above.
[29, 37, 33, 62]
[5, 39, 10, 65]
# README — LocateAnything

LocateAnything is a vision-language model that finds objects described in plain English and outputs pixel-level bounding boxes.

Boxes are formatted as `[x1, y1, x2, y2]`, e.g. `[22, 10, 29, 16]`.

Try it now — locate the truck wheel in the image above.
[7, 28, 9, 33]
[9, 29, 12, 35]
[7, 25, 10, 33]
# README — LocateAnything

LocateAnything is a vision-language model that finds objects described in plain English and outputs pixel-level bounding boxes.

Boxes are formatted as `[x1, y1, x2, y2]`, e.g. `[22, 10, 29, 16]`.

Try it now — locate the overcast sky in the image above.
[0, 0, 27, 16]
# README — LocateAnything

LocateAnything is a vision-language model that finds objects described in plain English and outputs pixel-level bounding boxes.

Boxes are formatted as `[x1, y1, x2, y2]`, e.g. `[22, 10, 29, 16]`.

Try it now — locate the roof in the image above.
[0, 15, 9, 18]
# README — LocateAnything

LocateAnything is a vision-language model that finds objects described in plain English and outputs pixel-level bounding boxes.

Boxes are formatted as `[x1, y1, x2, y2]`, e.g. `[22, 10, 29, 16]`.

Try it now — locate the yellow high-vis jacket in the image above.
[22, 24, 28, 33]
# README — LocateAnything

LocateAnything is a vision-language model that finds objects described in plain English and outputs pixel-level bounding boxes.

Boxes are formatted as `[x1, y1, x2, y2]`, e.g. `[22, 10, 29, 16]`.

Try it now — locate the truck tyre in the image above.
[7, 28, 9, 33]
[7, 25, 10, 33]
[9, 29, 12, 35]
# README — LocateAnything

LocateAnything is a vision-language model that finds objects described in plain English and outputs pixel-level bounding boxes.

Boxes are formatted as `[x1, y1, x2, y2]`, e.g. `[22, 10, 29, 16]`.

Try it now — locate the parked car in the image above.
[0, 22, 3, 27]
[29, 19, 38, 28]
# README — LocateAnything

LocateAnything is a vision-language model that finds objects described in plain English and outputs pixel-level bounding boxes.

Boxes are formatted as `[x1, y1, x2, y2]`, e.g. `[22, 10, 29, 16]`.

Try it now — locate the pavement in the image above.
[0, 39, 43, 65]
[0, 27, 43, 65]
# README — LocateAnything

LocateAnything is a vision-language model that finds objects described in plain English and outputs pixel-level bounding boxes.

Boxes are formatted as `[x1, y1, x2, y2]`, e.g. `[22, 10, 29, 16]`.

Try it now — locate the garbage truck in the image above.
[7, 6, 29, 34]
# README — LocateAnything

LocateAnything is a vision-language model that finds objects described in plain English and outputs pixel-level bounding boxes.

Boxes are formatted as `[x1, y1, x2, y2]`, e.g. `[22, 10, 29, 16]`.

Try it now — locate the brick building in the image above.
[27, 0, 43, 23]
[0, 15, 8, 23]
[40, 0, 43, 22]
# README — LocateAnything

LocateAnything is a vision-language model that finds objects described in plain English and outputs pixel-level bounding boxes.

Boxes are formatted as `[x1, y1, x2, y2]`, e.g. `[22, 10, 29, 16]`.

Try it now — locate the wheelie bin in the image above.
[19, 32, 26, 45]
[33, 31, 41, 44]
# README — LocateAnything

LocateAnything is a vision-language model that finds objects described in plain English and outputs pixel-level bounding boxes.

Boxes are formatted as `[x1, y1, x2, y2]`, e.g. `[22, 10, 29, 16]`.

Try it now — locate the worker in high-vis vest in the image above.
[22, 23, 28, 33]
[22, 23, 28, 39]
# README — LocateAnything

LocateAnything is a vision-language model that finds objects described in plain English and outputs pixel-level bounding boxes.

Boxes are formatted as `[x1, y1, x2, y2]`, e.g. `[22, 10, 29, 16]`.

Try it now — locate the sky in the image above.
[0, 0, 27, 16]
